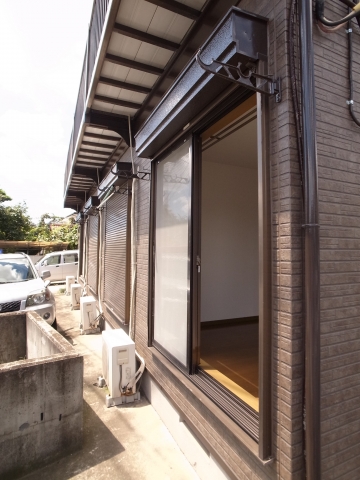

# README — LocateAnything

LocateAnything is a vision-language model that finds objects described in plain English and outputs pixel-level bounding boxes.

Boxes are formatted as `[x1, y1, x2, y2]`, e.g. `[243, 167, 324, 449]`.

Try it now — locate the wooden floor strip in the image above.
[199, 359, 259, 412]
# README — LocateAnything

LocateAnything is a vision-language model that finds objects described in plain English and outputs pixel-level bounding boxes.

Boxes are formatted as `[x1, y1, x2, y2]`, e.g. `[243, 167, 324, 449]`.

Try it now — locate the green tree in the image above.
[49, 222, 79, 249]
[27, 215, 78, 249]
[0, 188, 12, 203]
[0, 189, 78, 248]
[38, 213, 63, 227]
[27, 213, 62, 242]
[0, 190, 34, 240]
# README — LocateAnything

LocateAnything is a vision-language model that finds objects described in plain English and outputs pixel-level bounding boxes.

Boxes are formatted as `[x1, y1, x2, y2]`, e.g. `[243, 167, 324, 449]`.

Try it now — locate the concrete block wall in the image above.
[26, 311, 74, 359]
[0, 312, 83, 479]
[0, 312, 26, 364]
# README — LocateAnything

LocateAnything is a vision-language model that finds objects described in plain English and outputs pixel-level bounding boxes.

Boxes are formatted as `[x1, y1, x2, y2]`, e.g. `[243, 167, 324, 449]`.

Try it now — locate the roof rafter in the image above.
[67, 189, 87, 199]
[79, 148, 112, 155]
[113, 22, 180, 51]
[77, 154, 108, 161]
[83, 132, 120, 141]
[145, 0, 200, 20]
[71, 182, 94, 187]
[78, 150, 108, 157]
[77, 162, 104, 168]
[72, 174, 96, 181]
[105, 53, 164, 76]
[82, 140, 116, 149]
[85, 110, 134, 146]
[134, 0, 235, 129]
[73, 168, 100, 180]
[94, 94, 142, 110]
[99, 76, 152, 94]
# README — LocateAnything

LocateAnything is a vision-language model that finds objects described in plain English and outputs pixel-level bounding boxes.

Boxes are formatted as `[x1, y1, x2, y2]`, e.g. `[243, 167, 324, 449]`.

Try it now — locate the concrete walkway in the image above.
[22, 286, 199, 480]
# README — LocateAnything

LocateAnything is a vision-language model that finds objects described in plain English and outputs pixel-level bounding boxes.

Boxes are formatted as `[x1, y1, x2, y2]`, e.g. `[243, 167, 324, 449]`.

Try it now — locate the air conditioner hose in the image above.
[125, 351, 145, 394]
[316, 0, 360, 26]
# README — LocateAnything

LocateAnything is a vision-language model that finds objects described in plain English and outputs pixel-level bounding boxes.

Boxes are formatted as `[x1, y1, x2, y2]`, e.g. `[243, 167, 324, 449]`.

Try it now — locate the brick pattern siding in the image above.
[250, 0, 306, 477]
[128, 0, 308, 478]
[313, 1, 360, 478]
[113, 1, 360, 479]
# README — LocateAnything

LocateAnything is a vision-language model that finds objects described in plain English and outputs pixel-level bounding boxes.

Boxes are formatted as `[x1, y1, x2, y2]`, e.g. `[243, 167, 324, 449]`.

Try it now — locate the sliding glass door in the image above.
[153, 139, 192, 367]
[150, 93, 272, 457]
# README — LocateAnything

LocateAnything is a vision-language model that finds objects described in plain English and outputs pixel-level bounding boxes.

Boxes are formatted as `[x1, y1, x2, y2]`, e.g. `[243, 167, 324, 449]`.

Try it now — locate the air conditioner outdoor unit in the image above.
[71, 284, 82, 310]
[66, 276, 75, 294]
[102, 329, 140, 407]
[80, 296, 98, 334]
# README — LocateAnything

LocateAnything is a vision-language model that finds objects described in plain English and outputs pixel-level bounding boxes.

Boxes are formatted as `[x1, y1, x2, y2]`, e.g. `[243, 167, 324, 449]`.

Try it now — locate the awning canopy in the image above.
[64, 0, 240, 209]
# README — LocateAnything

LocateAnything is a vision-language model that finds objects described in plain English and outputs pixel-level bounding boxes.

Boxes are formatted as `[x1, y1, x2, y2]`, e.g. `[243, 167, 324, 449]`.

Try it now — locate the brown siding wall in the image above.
[130, 0, 307, 478]
[255, 0, 305, 476]
[76, 1, 360, 478]
[314, 1, 360, 478]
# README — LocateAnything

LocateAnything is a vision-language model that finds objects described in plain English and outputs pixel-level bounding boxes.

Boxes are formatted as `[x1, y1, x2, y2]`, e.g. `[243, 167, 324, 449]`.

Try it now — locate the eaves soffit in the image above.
[66, 0, 211, 206]
[135, 7, 268, 158]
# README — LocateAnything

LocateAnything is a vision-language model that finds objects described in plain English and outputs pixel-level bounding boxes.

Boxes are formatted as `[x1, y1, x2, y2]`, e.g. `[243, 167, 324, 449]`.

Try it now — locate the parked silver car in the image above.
[35, 250, 79, 283]
[0, 252, 56, 328]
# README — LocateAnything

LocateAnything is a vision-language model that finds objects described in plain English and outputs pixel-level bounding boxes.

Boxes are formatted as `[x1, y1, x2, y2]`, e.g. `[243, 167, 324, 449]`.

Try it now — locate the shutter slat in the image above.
[87, 215, 99, 294]
[103, 193, 129, 321]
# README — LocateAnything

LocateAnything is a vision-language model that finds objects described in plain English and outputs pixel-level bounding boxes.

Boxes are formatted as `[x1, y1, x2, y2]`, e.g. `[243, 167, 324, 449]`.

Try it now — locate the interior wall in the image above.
[201, 160, 258, 322]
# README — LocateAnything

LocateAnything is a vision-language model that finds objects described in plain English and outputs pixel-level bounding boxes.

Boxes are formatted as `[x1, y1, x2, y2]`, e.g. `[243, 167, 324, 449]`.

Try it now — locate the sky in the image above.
[0, 0, 94, 223]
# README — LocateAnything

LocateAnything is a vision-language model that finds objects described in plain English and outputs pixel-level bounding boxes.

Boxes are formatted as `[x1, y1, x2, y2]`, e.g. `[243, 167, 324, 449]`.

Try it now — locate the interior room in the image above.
[199, 96, 259, 411]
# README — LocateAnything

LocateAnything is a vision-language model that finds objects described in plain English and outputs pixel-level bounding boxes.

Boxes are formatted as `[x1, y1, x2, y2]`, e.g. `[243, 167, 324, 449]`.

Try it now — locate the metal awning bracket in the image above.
[114, 185, 132, 195]
[111, 162, 151, 181]
[114, 169, 151, 181]
[136, 169, 151, 180]
[196, 50, 281, 103]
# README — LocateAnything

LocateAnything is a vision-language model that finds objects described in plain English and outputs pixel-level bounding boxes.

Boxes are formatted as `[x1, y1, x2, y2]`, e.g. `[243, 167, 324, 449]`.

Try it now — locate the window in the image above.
[63, 253, 78, 264]
[150, 94, 271, 454]
[152, 139, 192, 367]
[46, 255, 61, 266]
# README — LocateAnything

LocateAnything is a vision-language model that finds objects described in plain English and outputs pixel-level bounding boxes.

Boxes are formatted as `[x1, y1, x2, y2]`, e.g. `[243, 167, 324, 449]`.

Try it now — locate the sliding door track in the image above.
[190, 368, 259, 443]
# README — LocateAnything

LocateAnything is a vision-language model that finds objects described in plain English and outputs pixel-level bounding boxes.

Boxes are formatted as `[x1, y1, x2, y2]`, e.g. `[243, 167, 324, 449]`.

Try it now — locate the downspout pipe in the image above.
[128, 116, 137, 342]
[78, 218, 85, 280]
[299, 1, 321, 479]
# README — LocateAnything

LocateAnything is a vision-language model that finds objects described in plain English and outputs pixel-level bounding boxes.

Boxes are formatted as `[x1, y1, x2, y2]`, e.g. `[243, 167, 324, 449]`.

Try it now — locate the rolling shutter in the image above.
[103, 192, 130, 323]
[81, 220, 88, 278]
[87, 214, 99, 294]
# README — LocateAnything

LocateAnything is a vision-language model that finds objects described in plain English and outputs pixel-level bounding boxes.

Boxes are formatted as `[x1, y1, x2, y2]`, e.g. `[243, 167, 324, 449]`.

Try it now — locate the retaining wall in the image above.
[0, 311, 83, 479]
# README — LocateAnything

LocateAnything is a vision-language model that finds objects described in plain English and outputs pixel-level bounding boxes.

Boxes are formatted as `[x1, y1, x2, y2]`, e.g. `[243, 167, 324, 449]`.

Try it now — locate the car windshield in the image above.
[0, 259, 36, 283]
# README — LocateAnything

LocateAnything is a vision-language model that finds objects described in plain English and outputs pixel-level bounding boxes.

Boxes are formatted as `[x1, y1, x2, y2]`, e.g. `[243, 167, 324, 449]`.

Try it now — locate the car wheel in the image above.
[52, 318, 57, 330]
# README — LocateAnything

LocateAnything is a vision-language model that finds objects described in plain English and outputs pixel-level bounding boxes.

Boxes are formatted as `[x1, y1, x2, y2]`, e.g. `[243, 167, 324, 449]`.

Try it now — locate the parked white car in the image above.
[0, 252, 56, 328]
[35, 250, 79, 283]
